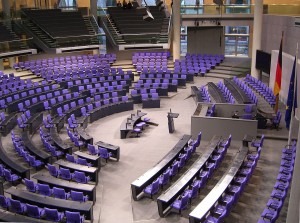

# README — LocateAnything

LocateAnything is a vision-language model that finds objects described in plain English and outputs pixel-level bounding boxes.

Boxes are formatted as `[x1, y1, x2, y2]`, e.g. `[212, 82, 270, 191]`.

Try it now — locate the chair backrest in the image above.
[0, 195, 9, 208]
[53, 187, 67, 199]
[60, 168, 71, 179]
[37, 183, 51, 196]
[99, 147, 108, 158]
[70, 190, 84, 202]
[47, 164, 58, 177]
[88, 144, 97, 155]
[181, 192, 189, 209]
[66, 154, 76, 163]
[65, 211, 84, 223]
[77, 158, 88, 166]
[10, 198, 24, 213]
[45, 207, 63, 221]
[73, 171, 86, 182]
[24, 178, 36, 192]
[26, 203, 41, 218]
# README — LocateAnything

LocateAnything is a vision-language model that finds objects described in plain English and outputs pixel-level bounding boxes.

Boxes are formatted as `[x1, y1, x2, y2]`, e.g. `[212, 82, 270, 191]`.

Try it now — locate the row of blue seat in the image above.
[143, 133, 202, 199]
[0, 195, 84, 222]
[258, 140, 297, 223]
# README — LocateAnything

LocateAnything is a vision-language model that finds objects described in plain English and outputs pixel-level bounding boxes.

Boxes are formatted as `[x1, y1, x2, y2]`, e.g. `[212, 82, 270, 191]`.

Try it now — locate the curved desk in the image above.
[21, 131, 51, 163]
[189, 142, 249, 223]
[131, 134, 191, 201]
[55, 159, 98, 184]
[0, 137, 30, 179]
[0, 112, 17, 136]
[157, 135, 222, 217]
[50, 127, 73, 154]
[32, 172, 96, 203]
[207, 82, 227, 103]
[5, 187, 93, 221]
[120, 111, 147, 139]
[26, 113, 43, 134]
[224, 79, 251, 104]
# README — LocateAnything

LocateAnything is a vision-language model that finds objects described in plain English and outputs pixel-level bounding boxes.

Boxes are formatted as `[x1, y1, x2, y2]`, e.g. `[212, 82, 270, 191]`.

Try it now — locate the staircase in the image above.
[82, 16, 100, 45]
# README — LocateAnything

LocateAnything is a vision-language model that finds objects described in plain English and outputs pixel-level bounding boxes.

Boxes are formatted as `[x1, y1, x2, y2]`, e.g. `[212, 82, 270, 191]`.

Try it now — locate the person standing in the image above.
[117, 1, 122, 7]
[122, 0, 128, 9]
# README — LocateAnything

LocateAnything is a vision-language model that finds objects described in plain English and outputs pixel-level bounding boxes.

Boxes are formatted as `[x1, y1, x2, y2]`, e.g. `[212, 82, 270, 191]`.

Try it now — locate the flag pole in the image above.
[288, 43, 298, 145]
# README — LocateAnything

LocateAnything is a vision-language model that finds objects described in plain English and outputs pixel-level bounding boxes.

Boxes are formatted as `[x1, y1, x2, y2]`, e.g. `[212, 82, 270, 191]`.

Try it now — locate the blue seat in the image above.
[70, 190, 88, 202]
[251, 134, 265, 148]
[143, 178, 160, 199]
[3, 169, 20, 182]
[24, 178, 38, 192]
[37, 183, 53, 196]
[53, 187, 70, 200]
[65, 211, 85, 223]
[77, 158, 92, 167]
[44, 207, 65, 222]
[66, 154, 77, 163]
[0, 195, 10, 209]
[99, 147, 112, 162]
[28, 155, 44, 169]
[158, 168, 171, 188]
[59, 168, 73, 181]
[72, 171, 91, 184]
[47, 163, 59, 177]
[87, 144, 99, 155]
[9, 198, 27, 214]
[26, 203, 45, 219]
[170, 192, 189, 215]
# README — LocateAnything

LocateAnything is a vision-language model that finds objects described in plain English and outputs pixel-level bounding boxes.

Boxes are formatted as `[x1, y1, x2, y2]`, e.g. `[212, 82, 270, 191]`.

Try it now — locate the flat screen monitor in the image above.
[256, 50, 271, 74]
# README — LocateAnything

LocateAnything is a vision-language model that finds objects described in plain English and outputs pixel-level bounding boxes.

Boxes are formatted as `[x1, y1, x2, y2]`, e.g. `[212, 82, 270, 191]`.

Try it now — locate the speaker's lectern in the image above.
[168, 109, 179, 133]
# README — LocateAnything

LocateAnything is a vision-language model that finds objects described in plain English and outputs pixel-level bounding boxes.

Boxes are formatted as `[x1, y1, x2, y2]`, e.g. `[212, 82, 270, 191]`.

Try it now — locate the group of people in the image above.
[116, 0, 139, 9]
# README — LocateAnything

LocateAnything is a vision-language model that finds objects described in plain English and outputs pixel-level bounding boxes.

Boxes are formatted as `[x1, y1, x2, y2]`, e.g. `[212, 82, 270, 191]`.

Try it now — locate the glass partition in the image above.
[0, 38, 32, 54]
[224, 26, 249, 56]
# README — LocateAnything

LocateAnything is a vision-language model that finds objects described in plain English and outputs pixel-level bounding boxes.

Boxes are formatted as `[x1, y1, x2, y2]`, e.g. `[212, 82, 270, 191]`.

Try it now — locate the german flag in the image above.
[274, 33, 283, 112]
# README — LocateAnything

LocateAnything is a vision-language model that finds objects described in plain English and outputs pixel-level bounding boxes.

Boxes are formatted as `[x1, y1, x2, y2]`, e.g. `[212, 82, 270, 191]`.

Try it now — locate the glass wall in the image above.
[225, 0, 251, 13]
[181, 0, 203, 14]
[180, 26, 187, 56]
[224, 26, 249, 56]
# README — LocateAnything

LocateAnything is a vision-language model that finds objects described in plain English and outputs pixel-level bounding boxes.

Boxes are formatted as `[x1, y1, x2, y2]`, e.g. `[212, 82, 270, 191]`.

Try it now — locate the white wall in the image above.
[269, 50, 300, 120]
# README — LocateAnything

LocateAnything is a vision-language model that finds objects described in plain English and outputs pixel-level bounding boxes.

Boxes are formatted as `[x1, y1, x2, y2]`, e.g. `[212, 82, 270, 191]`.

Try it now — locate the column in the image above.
[2, 0, 11, 20]
[250, 0, 263, 79]
[172, 0, 181, 61]
[0, 59, 4, 71]
[287, 123, 300, 223]
[90, 0, 98, 18]
[8, 57, 16, 69]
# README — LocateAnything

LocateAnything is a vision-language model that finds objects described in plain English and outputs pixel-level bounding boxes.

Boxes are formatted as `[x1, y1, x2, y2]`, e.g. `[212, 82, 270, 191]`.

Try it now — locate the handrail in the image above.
[99, 7, 120, 39]
[98, 7, 118, 46]
[91, 15, 100, 34]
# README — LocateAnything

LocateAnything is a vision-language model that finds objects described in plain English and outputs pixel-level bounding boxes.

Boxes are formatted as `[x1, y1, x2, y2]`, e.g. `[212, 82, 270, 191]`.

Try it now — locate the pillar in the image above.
[90, 0, 98, 18]
[0, 59, 4, 71]
[172, 0, 181, 61]
[286, 121, 300, 223]
[2, 0, 11, 20]
[250, 0, 263, 79]
[8, 57, 16, 69]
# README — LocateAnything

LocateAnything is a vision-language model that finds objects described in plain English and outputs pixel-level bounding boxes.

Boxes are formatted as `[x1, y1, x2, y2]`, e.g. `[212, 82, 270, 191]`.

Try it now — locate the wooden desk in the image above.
[5, 187, 93, 221]
[33, 173, 96, 203]
[157, 135, 222, 217]
[131, 134, 191, 201]
[95, 141, 120, 161]
[50, 127, 73, 154]
[21, 131, 51, 163]
[189, 144, 249, 223]
[120, 111, 147, 139]
[55, 159, 98, 184]
[74, 151, 101, 170]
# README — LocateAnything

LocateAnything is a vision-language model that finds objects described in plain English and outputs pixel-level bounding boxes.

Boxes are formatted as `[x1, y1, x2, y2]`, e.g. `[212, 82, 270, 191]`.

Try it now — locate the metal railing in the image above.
[180, 4, 300, 15]
[0, 38, 33, 53]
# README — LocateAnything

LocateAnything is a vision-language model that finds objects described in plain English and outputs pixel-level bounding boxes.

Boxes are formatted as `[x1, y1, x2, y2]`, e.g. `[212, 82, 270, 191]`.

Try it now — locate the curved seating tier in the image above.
[157, 135, 222, 217]
[131, 135, 192, 200]
[258, 140, 297, 223]
[189, 137, 260, 223]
